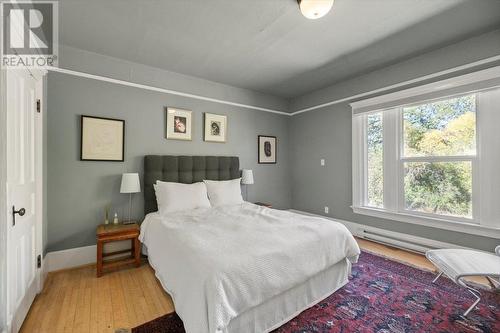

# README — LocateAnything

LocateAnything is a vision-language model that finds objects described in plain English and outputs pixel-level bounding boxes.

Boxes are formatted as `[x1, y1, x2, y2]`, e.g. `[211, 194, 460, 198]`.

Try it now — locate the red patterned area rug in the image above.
[132, 252, 499, 333]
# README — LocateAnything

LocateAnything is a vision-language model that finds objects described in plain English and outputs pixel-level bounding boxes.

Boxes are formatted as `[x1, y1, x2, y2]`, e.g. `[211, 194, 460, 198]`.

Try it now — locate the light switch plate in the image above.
[324, 206, 329, 214]
[320, 159, 325, 166]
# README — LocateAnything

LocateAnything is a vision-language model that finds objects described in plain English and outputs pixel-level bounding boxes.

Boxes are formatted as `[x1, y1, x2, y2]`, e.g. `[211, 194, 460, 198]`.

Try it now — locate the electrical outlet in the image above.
[320, 159, 325, 166]
[324, 206, 329, 214]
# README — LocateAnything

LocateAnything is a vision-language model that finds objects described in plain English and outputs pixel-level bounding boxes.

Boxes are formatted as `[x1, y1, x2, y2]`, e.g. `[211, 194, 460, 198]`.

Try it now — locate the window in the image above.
[402, 95, 475, 219]
[351, 67, 500, 237]
[403, 161, 472, 218]
[366, 113, 383, 208]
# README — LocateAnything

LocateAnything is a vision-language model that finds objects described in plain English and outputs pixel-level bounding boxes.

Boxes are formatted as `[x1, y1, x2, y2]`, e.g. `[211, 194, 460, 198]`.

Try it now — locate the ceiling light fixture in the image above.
[298, 0, 334, 20]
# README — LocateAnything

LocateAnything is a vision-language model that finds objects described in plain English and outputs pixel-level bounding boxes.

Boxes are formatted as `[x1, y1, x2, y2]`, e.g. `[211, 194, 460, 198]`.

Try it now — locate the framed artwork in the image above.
[166, 107, 192, 141]
[204, 113, 227, 143]
[258, 135, 277, 164]
[80, 115, 125, 162]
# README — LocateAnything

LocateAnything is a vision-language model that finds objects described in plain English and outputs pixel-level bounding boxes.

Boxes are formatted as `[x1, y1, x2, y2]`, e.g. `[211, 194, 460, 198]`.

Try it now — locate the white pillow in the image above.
[203, 178, 244, 207]
[154, 181, 211, 215]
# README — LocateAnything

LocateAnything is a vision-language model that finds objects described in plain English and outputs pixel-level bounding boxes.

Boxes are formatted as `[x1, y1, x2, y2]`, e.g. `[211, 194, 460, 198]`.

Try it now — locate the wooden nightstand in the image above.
[255, 202, 272, 208]
[96, 222, 141, 277]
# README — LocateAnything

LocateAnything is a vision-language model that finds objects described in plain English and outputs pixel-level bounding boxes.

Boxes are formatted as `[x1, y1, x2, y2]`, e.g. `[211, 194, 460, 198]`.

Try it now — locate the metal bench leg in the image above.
[432, 271, 443, 283]
[463, 285, 481, 317]
[486, 276, 499, 290]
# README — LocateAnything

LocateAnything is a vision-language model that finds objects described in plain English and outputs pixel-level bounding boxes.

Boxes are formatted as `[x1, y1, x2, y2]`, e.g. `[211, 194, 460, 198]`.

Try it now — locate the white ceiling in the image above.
[59, 0, 500, 98]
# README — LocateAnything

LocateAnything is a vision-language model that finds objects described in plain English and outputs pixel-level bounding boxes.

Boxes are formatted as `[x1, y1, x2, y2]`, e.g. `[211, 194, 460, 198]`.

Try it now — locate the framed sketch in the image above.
[204, 113, 227, 143]
[258, 135, 277, 164]
[166, 107, 192, 141]
[80, 115, 125, 162]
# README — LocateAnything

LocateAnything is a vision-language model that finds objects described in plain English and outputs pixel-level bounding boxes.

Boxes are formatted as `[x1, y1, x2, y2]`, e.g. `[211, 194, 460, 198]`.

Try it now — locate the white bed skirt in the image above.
[144, 246, 351, 333]
[226, 258, 351, 333]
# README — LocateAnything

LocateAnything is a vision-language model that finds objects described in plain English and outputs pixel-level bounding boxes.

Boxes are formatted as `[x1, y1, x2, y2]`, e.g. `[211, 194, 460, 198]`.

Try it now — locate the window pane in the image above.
[367, 113, 383, 207]
[404, 161, 472, 218]
[403, 95, 476, 157]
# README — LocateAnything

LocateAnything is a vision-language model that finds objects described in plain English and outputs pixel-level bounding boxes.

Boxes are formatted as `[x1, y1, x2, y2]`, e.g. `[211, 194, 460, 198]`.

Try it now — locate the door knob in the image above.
[12, 206, 26, 226]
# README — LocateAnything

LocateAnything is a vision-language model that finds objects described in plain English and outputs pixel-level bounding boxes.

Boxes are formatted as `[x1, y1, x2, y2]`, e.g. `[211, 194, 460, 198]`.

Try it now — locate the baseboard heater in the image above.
[288, 209, 463, 254]
[361, 230, 439, 254]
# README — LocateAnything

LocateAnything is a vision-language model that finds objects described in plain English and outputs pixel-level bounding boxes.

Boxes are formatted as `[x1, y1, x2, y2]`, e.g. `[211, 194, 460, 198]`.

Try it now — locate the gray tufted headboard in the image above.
[143, 155, 240, 215]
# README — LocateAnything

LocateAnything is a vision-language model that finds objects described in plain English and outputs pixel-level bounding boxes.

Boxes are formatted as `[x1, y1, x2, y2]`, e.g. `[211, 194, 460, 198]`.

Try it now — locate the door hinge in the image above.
[37, 254, 41, 269]
[36, 99, 41, 113]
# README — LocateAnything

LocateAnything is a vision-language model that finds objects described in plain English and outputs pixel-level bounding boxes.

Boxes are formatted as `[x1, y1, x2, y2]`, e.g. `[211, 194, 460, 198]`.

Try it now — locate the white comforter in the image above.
[139, 203, 360, 333]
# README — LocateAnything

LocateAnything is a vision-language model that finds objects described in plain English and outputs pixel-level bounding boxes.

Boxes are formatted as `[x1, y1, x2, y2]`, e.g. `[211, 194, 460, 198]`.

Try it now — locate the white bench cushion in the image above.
[426, 249, 500, 281]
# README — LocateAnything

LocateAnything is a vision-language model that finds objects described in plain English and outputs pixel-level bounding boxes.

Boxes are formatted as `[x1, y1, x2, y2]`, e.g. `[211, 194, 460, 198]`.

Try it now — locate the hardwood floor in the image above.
[20, 238, 487, 332]
[20, 261, 174, 333]
[356, 238, 437, 270]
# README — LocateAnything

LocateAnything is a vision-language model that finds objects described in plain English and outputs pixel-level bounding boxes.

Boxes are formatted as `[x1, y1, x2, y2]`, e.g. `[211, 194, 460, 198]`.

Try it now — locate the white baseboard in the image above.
[38, 259, 48, 294]
[289, 209, 468, 253]
[45, 240, 131, 272]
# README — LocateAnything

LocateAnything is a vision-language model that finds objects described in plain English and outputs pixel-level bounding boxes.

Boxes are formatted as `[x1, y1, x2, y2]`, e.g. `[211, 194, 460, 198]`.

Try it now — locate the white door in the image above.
[6, 69, 43, 333]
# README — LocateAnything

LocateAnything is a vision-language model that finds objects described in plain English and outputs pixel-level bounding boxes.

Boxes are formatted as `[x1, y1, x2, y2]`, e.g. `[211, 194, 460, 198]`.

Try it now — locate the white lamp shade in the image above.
[120, 173, 141, 193]
[299, 0, 334, 19]
[241, 169, 254, 185]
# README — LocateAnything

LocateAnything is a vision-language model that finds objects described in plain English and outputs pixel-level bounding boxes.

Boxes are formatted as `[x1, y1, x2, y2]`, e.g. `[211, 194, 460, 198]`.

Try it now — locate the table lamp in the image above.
[120, 173, 141, 223]
[241, 169, 254, 201]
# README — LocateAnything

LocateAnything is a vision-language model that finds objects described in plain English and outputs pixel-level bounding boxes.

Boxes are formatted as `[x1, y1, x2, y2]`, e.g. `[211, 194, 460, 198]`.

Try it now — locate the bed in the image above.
[139, 155, 360, 333]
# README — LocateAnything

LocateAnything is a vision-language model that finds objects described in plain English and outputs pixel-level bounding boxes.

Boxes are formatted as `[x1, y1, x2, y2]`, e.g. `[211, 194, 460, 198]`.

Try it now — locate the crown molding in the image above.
[349, 65, 500, 113]
[46, 55, 500, 118]
[291, 55, 500, 116]
[47, 66, 292, 116]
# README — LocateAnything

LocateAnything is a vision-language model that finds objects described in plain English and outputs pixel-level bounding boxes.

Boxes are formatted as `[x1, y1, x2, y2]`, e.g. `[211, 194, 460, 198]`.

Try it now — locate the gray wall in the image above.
[46, 29, 500, 253]
[46, 71, 291, 252]
[289, 30, 500, 251]
[59, 45, 289, 113]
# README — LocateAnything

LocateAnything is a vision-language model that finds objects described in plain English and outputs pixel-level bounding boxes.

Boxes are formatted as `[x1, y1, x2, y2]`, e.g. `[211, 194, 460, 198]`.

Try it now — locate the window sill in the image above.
[352, 206, 500, 238]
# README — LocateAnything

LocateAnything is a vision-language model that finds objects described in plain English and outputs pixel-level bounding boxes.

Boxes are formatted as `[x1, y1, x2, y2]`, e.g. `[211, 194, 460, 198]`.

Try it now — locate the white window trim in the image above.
[351, 66, 500, 239]
[350, 66, 500, 114]
[351, 206, 499, 238]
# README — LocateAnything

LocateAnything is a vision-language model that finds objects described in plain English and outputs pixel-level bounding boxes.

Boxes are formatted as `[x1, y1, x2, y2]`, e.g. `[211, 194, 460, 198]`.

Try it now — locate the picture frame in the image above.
[80, 115, 125, 162]
[166, 107, 192, 141]
[204, 113, 227, 143]
[258, 135, 277, 164]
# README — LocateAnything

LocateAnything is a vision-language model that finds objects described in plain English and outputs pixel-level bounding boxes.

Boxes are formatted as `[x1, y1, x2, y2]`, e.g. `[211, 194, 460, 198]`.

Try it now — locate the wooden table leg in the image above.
[134, 236, 141, 267]
[96, 240, 103, 277]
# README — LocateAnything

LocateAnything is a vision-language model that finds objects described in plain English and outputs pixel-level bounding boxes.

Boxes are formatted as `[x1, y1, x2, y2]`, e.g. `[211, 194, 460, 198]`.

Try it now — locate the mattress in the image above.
[140, 203, 360, 333]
